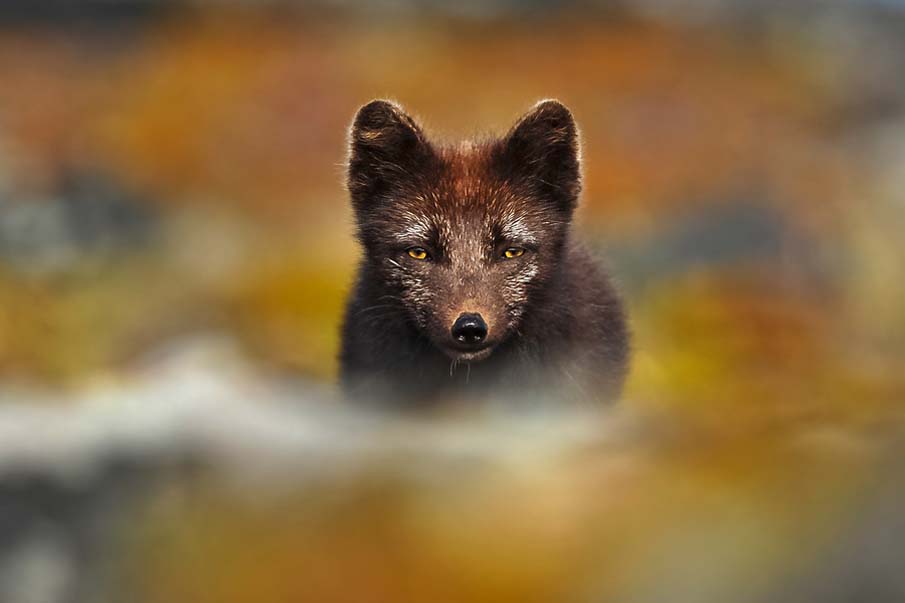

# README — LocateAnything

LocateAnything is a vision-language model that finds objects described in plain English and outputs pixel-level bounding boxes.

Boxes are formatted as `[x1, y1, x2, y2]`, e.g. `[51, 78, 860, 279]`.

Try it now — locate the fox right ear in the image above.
[347, 100, 433, 210]
[498, 100, 581, 213]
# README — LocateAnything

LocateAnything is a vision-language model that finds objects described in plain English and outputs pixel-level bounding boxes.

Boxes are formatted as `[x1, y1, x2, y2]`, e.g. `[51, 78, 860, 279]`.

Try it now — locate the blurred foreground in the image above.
[2, 340, 905, 602]
[1, 1, 905, 601]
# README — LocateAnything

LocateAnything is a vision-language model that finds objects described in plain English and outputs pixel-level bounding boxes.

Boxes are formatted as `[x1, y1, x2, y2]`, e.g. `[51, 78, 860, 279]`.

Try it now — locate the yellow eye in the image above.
[407, 247, 429, 260]
[503, 247, 525, 259]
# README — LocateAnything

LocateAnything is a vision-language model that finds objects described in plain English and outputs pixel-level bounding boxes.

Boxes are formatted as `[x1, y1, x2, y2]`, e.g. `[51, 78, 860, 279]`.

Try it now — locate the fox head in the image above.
[347, 99, 581, 362]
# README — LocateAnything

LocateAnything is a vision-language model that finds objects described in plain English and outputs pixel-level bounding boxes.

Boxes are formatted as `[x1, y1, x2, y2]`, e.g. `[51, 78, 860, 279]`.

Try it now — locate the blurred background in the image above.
[1, 1, 905, 601]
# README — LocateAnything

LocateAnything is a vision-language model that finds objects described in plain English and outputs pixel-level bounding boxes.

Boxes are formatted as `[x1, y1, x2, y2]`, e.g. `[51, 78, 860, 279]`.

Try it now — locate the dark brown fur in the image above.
[340, 99, 629, 405]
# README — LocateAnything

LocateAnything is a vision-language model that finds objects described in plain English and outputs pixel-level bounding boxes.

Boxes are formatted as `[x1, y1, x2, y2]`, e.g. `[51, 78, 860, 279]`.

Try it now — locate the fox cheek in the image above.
[397, 276, 436, 329]
[502, 264, 540, 324]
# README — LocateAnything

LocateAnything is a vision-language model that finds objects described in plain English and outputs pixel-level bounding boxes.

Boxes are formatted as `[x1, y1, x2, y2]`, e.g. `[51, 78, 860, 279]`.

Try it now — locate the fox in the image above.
[340, 99, 629, 406]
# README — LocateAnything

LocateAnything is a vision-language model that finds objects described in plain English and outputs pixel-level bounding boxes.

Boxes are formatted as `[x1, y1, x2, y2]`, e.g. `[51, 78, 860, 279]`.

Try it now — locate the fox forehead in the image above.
[370, 135, 566, 250]
[387, 198, 543, 247]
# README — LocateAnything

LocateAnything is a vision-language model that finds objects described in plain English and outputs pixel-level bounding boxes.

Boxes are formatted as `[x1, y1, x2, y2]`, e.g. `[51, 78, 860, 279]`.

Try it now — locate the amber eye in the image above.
[407, 247, 429, 261]
[503, 247, 525, 259]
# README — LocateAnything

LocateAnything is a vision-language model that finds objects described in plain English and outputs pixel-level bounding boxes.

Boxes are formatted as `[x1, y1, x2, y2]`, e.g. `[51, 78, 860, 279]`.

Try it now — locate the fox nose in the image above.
[451, 313, 487, 346]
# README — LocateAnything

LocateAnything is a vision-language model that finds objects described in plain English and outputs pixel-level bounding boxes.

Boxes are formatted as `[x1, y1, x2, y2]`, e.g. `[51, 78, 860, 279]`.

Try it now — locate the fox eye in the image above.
[407, 247, 430, 261]
[503, 247, 525, 259]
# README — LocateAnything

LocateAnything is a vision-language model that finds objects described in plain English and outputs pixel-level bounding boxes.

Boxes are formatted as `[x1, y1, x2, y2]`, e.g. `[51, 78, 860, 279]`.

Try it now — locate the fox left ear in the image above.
[347, 100, 435, 213]
[498, 100, 581, 212]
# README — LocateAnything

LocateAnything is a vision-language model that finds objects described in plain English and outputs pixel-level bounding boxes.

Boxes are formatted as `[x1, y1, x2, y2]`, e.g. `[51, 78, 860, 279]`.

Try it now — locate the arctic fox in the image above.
[340, 99, 629, 405]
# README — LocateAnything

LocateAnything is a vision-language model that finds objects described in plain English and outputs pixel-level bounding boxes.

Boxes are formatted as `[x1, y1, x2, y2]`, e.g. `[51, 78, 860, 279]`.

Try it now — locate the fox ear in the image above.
[347, 100, 434, 210]
[498, 100, 581, 211]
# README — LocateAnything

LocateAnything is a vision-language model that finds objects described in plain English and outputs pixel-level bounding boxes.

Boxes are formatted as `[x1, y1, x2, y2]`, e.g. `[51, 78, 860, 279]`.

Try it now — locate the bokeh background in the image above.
[1, 1, 905, 602]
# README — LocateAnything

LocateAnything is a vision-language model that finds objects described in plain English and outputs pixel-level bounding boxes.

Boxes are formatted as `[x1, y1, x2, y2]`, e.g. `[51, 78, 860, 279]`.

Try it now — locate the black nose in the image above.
[451, 313, 487, 346]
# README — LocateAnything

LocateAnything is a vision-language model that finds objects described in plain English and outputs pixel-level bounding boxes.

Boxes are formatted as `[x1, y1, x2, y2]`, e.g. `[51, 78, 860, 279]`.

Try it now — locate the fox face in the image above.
[347, 99, 582, 363]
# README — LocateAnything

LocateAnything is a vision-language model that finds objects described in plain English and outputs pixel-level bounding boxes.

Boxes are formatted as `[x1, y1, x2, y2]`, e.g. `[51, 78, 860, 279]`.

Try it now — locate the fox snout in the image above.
[451, 313, 488, 347]
[441, 310, 496, 362]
